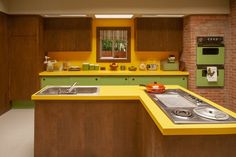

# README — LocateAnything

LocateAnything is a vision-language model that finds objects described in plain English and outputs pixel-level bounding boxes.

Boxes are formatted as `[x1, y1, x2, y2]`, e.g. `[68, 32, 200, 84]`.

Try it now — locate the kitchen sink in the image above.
[36, 86, 100, 95]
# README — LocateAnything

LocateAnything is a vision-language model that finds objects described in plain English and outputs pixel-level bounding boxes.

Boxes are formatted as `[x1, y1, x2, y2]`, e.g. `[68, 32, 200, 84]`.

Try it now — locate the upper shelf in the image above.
[39, 70, 189, 76]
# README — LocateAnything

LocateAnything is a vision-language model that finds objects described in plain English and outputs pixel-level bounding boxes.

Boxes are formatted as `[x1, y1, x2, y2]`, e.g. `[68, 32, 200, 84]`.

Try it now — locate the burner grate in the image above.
[172, 109, 192, 118]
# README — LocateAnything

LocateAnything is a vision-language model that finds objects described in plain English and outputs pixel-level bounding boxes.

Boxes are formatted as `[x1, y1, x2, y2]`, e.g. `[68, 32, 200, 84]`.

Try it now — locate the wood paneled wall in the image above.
[0, 12, 10, 115]
[8, 15, 44, 100]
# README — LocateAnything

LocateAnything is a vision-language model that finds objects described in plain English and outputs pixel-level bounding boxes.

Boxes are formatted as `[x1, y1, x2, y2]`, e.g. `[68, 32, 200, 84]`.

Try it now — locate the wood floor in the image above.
[0, 109, 34, 157]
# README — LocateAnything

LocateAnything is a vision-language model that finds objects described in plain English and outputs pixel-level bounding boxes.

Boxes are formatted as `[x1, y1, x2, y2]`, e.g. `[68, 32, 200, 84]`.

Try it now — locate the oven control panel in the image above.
[197, 36, 224, 47]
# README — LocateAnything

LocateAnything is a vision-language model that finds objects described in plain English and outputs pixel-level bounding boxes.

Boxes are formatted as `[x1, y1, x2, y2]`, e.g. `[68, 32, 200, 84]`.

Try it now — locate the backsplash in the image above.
[47, 19, 179, 71]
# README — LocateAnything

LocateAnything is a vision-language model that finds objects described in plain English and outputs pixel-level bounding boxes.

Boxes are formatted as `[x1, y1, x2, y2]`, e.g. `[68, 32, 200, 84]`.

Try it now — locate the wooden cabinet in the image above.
[135, 18, 183, 51]
[9, 15, 44, 100]
[40, 76, 187, 88]
[9, 16, 41, 36]
[44, 18, 92, 51]
[0, 13, 10, 115]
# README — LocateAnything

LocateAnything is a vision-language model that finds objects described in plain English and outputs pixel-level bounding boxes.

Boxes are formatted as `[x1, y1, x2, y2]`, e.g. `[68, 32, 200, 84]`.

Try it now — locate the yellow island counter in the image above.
[32, 85, 236, 157]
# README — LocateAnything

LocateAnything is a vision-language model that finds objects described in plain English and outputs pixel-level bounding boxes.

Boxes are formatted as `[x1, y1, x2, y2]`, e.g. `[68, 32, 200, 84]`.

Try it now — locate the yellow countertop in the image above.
[39, 70, 189, 76]
[32, 85, 236, 135]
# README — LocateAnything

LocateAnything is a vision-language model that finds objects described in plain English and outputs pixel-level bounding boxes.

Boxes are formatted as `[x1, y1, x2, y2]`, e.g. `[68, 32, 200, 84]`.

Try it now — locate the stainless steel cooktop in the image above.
[147, 89, 236, 124]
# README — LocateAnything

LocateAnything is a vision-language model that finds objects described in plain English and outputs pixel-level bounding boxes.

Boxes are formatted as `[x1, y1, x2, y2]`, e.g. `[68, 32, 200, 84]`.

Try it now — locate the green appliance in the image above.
[196, 37, 224, 87]
[197, 47, 224, 65]
[160, 60, 179, 71]
[196, 66, 224, 87]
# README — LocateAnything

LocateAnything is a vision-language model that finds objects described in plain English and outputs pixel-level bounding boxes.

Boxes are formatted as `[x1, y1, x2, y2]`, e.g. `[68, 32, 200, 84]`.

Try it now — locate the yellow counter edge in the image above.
[32, 85, 236, 136]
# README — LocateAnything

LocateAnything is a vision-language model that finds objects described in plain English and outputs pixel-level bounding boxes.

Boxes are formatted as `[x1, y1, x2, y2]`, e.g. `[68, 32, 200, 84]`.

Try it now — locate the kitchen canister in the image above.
[82, 63, 89, 71]
[89, 64, 95, 70]
[94, 64, 100, 70]
[120, 65, 126, 71]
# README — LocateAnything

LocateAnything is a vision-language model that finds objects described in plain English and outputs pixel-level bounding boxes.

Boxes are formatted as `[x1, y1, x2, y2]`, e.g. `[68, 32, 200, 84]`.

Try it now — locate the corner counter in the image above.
[32, 85, 236, 157]
[32, 85, 236, 135]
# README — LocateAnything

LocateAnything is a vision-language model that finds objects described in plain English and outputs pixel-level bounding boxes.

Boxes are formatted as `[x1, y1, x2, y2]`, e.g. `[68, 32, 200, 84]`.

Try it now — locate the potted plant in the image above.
[114, 40, 127, 58]
[102, 39, 113, 57]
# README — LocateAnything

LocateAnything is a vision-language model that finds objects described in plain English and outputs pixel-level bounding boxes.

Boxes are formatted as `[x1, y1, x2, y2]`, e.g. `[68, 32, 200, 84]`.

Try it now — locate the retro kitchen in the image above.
[1, 0, 236, 157]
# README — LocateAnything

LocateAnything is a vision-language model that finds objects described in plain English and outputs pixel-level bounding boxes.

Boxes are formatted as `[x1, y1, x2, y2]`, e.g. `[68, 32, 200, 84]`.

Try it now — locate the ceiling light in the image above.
[43, 14, 87, 17]
[95, 14, 133, 19]
[59, 14, 87, 17]
[141, 14, 185, 18]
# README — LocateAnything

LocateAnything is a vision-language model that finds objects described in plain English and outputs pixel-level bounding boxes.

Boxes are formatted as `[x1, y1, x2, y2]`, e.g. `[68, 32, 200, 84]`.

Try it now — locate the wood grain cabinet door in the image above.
[44, 18, 92, 51]
[135, 18, 183, 52]
[8, 15, 43, 101]
[0, 13, 10, 114]
[9, 36, 39, 100]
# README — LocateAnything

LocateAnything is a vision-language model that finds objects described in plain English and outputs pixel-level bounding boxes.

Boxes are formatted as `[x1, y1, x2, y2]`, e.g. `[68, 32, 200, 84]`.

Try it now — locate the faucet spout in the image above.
[68, 82, 78, 93]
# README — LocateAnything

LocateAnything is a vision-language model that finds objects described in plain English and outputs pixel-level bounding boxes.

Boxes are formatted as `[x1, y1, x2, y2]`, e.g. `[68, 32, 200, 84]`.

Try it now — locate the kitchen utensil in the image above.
[140, 82, 165, 93]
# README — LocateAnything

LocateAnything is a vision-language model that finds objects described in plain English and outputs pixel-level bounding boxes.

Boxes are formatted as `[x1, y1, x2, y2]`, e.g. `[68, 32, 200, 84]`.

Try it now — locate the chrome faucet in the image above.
[68, 82, 78, 93]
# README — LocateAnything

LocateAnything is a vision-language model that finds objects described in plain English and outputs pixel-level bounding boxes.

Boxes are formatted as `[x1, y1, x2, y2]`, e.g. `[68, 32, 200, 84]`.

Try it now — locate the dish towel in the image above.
[207, 66, 217, 82]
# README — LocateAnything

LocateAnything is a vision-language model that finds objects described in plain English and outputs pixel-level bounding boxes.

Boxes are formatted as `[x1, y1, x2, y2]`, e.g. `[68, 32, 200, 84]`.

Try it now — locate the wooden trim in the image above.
[0, 12, 10, 115]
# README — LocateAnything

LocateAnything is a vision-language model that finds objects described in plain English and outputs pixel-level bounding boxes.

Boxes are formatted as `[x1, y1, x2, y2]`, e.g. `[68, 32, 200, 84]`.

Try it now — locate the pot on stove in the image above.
[140, 82, 165, 94]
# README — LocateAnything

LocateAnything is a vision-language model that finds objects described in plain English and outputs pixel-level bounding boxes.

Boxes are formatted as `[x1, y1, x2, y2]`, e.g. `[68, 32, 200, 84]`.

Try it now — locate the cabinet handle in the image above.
[125, 78, 128, 80]
[43, 78, 45, 81]
[132, 78, 135, 81]
[182, 77, 185, 80]
[95, 78, 98, 81]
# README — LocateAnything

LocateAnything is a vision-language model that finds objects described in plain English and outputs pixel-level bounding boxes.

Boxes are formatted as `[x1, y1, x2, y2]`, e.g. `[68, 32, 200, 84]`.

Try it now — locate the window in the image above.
[96, 27, 131, 62]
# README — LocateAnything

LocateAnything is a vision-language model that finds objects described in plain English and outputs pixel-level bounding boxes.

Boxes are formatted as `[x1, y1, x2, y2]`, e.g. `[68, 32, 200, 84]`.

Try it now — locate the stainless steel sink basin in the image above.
[36, 86, 100, 95]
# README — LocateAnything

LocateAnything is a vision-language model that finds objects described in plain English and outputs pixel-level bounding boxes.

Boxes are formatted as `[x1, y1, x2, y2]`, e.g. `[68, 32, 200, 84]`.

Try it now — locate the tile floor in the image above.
[0, 109, 34, 157]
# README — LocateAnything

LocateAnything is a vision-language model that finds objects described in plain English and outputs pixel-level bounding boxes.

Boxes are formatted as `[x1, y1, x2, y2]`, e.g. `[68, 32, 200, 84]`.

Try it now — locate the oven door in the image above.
[197, 47, 224, 65]
[196, 68, 224, 87]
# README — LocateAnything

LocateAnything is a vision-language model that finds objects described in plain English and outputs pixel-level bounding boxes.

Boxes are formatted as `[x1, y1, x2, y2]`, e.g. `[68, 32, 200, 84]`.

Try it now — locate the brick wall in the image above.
[228, 0, 236, 111]
[182, 15, 233, 110]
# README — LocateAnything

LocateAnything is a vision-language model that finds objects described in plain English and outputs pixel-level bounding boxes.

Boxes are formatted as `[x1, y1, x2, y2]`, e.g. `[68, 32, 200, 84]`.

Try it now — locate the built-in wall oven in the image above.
[196, 37, 224, 87]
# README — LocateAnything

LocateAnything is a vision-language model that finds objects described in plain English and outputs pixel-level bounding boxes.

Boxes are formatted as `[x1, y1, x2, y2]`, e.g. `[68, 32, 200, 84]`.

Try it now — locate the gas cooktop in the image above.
[147, 89, 236, 124]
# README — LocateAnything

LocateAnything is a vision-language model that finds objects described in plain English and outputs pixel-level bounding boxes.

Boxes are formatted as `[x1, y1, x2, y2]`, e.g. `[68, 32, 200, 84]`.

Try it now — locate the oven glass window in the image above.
[202, 48, 219, 55]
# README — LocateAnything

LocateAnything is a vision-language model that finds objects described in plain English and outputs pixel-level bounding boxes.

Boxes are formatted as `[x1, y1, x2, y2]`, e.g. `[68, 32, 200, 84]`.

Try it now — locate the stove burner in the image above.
[172, 109, 192, 119]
